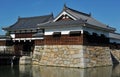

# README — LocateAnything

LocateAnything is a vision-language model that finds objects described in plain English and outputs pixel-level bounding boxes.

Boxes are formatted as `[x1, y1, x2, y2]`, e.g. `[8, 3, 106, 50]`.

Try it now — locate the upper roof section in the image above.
[53, 4, 91, 22]
[109, 33, 120, 40]
[51, 5, 116, 32]
[3, 14, 54, 31]
[3, 5, 116, 33]
[39, 19, 86, 29]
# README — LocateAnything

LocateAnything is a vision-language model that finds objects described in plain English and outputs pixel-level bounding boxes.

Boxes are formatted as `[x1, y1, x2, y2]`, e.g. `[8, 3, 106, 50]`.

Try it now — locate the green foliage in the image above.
[5, 31, 10, 36]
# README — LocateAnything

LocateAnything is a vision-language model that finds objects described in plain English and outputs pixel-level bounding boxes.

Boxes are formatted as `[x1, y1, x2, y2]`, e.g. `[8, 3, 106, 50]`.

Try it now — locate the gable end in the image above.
[53, 11, 77, 22]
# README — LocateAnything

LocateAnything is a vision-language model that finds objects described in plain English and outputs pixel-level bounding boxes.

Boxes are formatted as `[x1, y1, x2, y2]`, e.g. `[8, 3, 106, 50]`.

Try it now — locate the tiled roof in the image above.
[109, 33, 120, 40]
[3, 14, 54, 31]
[39, 19, 86, 28]
[51, 5, 116, 32]
[38, 19, 115, 32]
[64, 6, 116, 31]
[3, 5, 116, 32]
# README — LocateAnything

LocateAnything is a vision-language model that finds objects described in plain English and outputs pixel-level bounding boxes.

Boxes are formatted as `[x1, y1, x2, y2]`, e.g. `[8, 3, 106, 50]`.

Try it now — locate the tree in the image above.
[5, 31, 10, 36]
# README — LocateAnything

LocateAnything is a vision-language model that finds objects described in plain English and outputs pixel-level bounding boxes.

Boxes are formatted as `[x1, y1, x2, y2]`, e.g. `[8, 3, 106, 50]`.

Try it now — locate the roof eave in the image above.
[6, 27, 39, 32]
[39, 23, 84, 29]
[85, 23, 116, 32]
[2, 27, 10, 31]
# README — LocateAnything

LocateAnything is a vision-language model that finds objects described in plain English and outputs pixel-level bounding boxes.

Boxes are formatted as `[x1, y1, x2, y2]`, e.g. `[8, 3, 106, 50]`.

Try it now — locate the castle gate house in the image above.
[3, 14, 53, 56]
[2, 5, 120, 68]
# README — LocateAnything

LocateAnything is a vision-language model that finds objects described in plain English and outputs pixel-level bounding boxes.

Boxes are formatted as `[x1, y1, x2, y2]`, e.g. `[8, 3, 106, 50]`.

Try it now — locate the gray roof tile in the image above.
[64, 6, 116, 31]
[39, 5, 116, 32]
[3, 5, 116, 32]
[3, 14, 54, 31]
[39, 19, 86, 28]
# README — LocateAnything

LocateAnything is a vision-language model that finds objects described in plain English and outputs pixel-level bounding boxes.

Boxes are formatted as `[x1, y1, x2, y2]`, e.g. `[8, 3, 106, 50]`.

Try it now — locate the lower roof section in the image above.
[109, 33, 120, 44]
[3, 14, 54, 31]
[109, 33, 120, 40]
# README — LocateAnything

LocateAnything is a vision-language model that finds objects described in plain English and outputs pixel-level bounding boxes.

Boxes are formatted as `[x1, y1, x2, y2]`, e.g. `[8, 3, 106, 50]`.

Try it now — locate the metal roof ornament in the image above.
[63, 3, 67, 10]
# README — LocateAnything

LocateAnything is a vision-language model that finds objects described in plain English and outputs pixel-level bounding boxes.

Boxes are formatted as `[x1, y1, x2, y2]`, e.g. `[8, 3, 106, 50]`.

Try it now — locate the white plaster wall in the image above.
[44, 25, 109, 37]
[83, 27, 109, 37]
[10, 34, 15, 38]
[45, 26, 83, 35]
[13, 38, 43, 42]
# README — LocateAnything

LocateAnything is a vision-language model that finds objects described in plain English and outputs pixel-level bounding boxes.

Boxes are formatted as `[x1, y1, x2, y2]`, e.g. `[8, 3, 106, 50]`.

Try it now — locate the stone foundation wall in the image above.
[32, 45, 113, 68]
[32, 46, 44, 64]
[39, 45, 85, 68]
[83, 46, 112, 67]
[110, 49, 120, 63]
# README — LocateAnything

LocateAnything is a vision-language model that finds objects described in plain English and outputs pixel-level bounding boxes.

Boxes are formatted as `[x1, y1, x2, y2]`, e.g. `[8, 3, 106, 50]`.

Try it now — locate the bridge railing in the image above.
[0, 49, 32, 57]
[0, 50, 14, 55]
[0, 46, 14, 55]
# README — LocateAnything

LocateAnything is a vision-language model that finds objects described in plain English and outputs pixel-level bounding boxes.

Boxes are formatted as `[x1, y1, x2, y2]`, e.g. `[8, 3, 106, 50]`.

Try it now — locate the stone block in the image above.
[84, 59, 90, 63]
[32, 45, 113, 68]
[72, 54, 81, 58]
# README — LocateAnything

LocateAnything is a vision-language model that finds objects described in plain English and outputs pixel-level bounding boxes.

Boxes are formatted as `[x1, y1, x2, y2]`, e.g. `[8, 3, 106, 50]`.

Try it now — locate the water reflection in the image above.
[32, 66, 112, 77]
[0, 64, 120, 77]
[19, 65, 32, 77]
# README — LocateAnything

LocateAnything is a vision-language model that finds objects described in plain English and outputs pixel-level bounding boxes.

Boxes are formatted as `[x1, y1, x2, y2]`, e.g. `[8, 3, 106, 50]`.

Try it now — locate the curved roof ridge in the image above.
[64, 5, 91, 17]
[18, 14, 53, 20]
[3, 14, 54, 31]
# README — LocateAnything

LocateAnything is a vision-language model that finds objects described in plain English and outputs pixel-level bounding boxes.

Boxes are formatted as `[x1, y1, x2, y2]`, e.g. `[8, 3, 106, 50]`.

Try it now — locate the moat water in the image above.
[0, 64, 120, 77]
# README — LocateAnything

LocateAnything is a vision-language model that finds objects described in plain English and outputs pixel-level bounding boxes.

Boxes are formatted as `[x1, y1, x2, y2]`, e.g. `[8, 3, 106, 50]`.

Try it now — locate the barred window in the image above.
[53, 32, 61, 37]
[69, 31, 81, 36]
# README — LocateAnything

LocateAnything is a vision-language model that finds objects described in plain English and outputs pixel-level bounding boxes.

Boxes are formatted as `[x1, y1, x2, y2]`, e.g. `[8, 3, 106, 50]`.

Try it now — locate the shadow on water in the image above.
[112, 64, 120, 77]
[0, 65, 19, 77]
[36, 66, 112, 77]
[110, 52, 119, 64]
[0, 64, 120, 77]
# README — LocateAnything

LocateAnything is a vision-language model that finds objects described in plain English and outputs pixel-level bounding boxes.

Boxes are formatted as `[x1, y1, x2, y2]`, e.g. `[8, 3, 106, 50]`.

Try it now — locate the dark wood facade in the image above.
[35, 40, 44, 45]
[0, 40, 13, 46]
[14, 40, 34, 55]
[15, 33, 34, 38]
[110, 43, 120, 49]
[44, 34, 83, 45]
[83, 31, 109, 46]
[0, 41, 6, 46]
